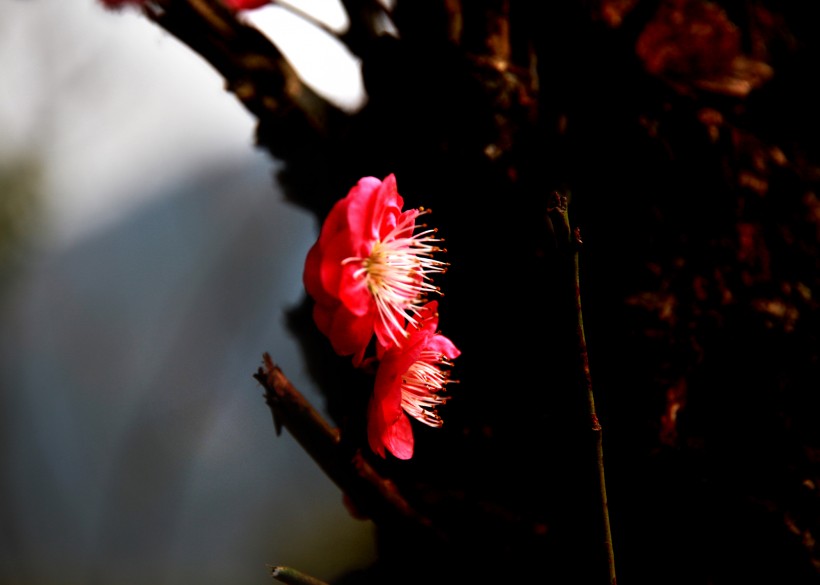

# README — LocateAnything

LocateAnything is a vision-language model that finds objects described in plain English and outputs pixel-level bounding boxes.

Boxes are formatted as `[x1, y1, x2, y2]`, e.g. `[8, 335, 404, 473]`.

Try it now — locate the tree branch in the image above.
[253, 353, 438, 534]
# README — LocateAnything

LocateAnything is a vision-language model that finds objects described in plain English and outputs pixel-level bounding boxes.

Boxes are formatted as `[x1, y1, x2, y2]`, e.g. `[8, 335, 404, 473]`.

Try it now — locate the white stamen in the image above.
[399, 350, 455, 428]
[344, 209, 447, 344]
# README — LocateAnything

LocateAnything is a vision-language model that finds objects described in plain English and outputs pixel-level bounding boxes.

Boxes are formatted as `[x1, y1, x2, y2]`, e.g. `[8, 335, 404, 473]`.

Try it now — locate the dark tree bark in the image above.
[139, 1, 820, 583]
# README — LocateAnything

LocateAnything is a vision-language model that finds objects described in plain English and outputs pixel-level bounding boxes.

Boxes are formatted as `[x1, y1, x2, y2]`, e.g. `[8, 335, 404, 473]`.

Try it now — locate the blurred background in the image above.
[0, 1, 377, 583]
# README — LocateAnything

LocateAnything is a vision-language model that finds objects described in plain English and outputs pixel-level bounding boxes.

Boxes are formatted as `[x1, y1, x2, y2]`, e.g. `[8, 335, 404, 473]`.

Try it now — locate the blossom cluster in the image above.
[303, 174, 460, 459]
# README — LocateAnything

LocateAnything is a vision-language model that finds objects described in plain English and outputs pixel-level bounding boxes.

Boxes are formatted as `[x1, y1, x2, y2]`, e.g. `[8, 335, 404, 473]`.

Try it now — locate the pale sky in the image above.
[0, 0, 364, 248]
[0, 2, 376, 584]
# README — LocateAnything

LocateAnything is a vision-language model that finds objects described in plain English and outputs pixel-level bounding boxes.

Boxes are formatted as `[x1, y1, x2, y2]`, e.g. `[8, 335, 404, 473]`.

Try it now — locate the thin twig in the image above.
[274, 0, 342, 38]
[268, 565, 329, 585]
[253, 353, 438, 533]
[547, 190, 617, 585]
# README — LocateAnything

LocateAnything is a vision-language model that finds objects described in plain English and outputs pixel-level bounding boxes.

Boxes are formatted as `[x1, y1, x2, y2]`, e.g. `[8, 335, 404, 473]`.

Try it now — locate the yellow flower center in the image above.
[347, 210, 448, 346]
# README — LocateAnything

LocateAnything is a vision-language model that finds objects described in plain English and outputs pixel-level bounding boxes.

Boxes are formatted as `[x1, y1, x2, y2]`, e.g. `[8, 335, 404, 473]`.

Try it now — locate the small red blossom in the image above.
[367, 301, 460, 460]
[221, 0, 271, 9]
[303, 174, 447, 366]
